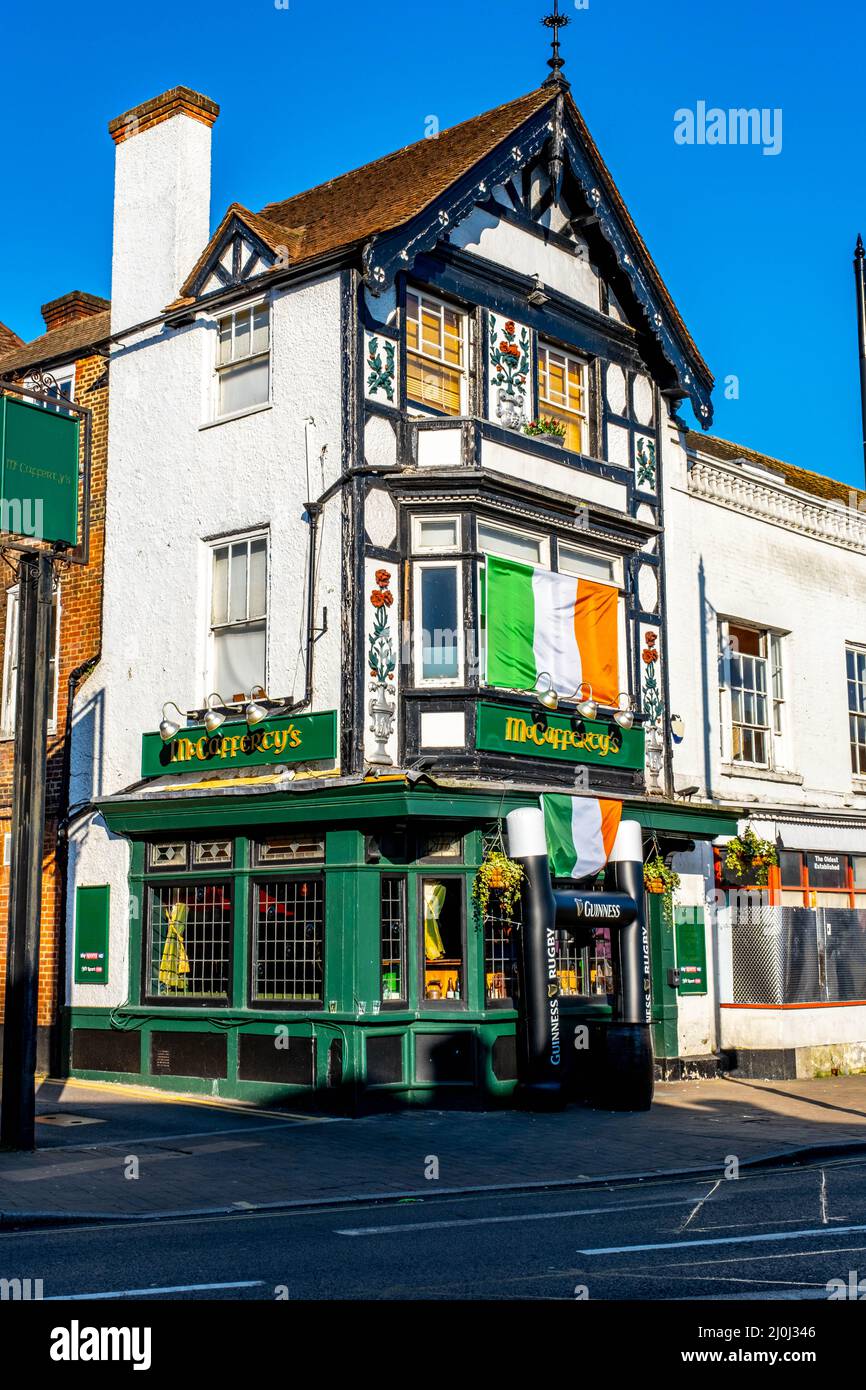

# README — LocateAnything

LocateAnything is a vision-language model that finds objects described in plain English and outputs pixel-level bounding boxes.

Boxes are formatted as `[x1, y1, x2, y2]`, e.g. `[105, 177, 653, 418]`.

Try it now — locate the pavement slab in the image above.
[0, 1074, 865, 1222]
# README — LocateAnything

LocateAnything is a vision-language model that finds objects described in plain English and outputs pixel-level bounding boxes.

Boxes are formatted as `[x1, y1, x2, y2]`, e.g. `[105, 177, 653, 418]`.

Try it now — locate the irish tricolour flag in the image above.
[543, 795, 623, 880]
[485, 555, 619, 703]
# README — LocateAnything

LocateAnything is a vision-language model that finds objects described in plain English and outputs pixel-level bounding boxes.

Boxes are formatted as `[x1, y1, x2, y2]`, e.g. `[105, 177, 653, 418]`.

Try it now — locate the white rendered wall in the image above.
[450, 208, 603, 312]
[111, 114, 213, 332]
[68, 275, 345, 1008]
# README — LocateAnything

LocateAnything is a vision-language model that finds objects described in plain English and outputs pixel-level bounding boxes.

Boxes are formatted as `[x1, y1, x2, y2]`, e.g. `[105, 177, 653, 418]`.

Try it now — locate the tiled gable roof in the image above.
[0, 310, 110, 376]
[177, 83, 710, 385]
[687, 430, 865, 507]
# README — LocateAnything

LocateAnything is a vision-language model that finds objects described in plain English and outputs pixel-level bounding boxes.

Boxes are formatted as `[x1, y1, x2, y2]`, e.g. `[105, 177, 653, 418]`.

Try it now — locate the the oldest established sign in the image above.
[141, 711, 338, 779]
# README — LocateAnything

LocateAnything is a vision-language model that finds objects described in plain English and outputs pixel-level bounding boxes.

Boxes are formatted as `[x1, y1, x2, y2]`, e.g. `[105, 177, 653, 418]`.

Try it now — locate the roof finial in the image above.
[542, 0, 571, 88]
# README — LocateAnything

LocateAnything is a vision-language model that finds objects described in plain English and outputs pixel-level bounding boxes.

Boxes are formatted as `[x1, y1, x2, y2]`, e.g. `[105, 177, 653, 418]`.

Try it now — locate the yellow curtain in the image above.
[159, 901, 190, 991]
[423, 882, 447, 961]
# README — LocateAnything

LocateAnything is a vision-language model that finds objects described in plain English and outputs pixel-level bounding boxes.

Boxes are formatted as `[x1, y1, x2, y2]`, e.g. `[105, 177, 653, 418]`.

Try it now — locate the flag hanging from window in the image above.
[542, 795, 623, 879]
[484, 555, 619, 703]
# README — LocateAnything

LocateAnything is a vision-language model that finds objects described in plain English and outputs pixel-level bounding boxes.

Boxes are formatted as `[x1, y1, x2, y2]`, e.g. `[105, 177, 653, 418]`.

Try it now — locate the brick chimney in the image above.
[41, 291, 110, 332]
[108, 86, 219, 333]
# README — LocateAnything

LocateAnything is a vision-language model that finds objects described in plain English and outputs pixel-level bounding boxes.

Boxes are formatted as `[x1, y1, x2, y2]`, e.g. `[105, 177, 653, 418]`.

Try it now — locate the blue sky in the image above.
[3, 0, 865, 484]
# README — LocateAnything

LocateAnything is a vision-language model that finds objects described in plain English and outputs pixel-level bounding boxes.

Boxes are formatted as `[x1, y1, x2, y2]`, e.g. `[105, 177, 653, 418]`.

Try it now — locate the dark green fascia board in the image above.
[629, 802, 741, 839]
[98, 779, 533, 836]
[98, 778, 739, 841]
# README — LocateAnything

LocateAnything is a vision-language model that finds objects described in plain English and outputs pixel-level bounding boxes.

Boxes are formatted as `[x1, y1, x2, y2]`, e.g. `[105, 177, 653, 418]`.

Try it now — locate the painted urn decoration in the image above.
[368, 568, 397, 765]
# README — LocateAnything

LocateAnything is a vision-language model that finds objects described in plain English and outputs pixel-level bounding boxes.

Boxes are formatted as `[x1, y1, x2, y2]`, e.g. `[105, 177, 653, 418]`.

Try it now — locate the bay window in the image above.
[252, 877, 324, 1006]
[414, 562, 462, 683]
[146, 882, 233, 1002]
[406, 289, 467, 416]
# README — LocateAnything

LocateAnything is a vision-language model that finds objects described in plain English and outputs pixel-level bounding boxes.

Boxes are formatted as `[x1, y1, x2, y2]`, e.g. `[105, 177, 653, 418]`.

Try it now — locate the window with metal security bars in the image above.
[484, 905, 516, 1003]
[847, 645, 866, 775]
[406, 289, 466, 416]
[730, 902, 866, 1004]
[380, 876, 407, 1004]
[146, 884, 232, 1002]
[252, 878, 324, 1005]
[555, 926, 614, 997]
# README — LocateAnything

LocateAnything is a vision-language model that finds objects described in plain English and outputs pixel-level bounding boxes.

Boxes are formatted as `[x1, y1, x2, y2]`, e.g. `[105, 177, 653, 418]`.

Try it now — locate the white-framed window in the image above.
[557, 541, 622, 587]
[477, 520, 549, 567]
[413, 560, 464, 686]
[538, 342, 589, 454]
[1, 583, 61, 736]
[214, 301, 270, 419]
[411, 515, 461, 554]
[720, 621, 784, 768]
[208, 532, 268, 700]
[406, 288, 468, 417]
[847, 644, 866, 776]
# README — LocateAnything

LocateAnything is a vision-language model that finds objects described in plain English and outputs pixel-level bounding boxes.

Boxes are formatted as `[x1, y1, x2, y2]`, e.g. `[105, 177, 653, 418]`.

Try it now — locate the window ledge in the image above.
[720, 763, 804, 785]
[852, 778, 866, 795]
[200, 401, 273, 431]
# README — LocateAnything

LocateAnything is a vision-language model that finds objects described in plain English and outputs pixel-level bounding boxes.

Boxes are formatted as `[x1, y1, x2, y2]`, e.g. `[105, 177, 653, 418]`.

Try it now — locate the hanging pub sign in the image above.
[476, 701, 644, 770]
[141, 711, 338, 778]
[0, 394, 80, 547]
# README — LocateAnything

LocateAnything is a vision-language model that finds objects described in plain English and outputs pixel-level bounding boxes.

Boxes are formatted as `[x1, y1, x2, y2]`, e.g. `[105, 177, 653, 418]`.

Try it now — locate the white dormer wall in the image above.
[110, 109, 214, 332]
[450, 198, 603, 312]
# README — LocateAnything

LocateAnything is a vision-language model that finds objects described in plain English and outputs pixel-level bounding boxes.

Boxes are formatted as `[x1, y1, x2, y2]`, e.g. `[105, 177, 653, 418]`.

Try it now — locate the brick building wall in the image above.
[0, 348, 107, 1069]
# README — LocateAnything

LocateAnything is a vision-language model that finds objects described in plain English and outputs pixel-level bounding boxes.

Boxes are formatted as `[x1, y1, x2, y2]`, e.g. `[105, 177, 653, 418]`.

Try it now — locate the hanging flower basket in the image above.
[473, 850, 525, 921]
[643, 853, 680, 921]
[724, 825, 778, 887]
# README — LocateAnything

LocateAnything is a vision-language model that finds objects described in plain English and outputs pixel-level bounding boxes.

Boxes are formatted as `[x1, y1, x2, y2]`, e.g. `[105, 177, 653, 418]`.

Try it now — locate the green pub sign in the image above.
[74, 885, 110, 985]
[674, 907, 707, 996]
[0, 395, 80, 547]
[141, 710, 338, 779]
[476, 701, 645, 770]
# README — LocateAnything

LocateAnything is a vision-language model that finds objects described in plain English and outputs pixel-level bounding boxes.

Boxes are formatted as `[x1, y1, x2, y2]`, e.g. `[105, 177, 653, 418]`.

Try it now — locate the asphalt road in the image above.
[3, 1155, 866, 1301]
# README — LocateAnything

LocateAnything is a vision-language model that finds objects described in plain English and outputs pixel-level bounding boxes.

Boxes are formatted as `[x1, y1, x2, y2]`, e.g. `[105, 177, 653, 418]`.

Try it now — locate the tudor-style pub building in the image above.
[65, 52, 737, 1109]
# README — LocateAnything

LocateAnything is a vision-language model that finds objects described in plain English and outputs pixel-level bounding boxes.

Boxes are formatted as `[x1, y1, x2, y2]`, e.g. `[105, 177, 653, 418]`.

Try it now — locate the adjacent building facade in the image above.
[0, 293, 109, 1070]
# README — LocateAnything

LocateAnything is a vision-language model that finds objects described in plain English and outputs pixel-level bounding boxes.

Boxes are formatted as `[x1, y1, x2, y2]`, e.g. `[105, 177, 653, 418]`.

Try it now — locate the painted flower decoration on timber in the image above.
[504, 319, 516, 335]
[375, 569, 391, 588]
[370, 590, 386, 608]
[642, 632, 659, 664]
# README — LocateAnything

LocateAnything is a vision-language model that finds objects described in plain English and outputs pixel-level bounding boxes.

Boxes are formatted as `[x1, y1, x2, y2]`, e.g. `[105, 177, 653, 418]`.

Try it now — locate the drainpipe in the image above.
[52, 652, 100, 1077]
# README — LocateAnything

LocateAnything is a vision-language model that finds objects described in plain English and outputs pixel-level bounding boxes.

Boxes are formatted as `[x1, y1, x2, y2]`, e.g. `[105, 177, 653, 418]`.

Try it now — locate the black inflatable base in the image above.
[516, 1080, 567, 1112]
[588, 1024, 655, 1112]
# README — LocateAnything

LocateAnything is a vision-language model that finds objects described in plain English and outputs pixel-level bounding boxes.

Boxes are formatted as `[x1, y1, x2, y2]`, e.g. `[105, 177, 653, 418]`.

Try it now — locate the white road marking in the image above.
[678, 1179, 721, 1232]
[45, 1280, 264, 1300]
[667, 1243, 866, 1268]
[337, 1195, 698, 1237]
[580, 1223, 866, 1255]
[820, 1169, 829, 1224]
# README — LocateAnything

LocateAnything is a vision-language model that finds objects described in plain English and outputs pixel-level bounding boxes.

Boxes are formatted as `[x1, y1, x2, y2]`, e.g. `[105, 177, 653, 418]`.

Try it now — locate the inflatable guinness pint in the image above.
[506, 807, 654, 1112]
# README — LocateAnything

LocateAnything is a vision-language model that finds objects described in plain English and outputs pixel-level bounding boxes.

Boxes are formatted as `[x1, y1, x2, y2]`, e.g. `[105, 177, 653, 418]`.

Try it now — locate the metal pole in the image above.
[855, 235, 866, 487]
[1, 550, 54, 1151]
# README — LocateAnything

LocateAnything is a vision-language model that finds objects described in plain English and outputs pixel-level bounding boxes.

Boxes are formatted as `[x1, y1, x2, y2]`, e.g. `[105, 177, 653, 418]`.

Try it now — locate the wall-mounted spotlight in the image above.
[533, 672, 560, 711]
[527, 273, 549, 307]
[573, 682, 597, 721]
[159, 702, 185, 743]
[245, 685, 270, 728]
[613, 692, 635, 730]
[204, 693, 229, 735]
